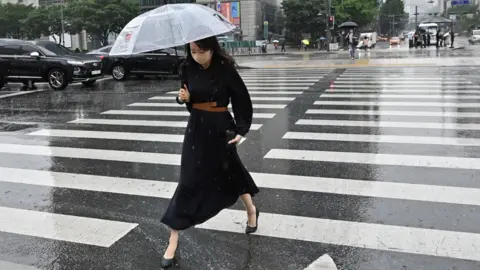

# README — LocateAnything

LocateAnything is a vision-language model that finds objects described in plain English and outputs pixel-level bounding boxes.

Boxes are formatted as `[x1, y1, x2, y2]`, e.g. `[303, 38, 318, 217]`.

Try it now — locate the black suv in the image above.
[0, 58, 10, 89]
[0, 39, 103, 90]
[109, 47, 185, 81]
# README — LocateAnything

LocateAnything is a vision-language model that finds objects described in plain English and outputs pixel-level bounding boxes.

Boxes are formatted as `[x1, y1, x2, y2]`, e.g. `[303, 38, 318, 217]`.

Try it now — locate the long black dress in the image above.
[160, 58, 260, 231]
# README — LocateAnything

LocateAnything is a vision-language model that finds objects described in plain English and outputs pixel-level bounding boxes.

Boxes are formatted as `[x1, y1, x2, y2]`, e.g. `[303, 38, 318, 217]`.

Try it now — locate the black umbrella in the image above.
[338, 21, 358, 28]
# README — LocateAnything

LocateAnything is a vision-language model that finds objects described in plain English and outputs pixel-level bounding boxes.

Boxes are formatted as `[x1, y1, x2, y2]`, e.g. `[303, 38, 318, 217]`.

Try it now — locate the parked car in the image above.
[389, 37, 401, 46]
[0, 39, 103, 90]
[468, 29, 480, 45]
[109, 47, 186, 81]
[0, 58, 10, 89]
[86, 45, 113, 74]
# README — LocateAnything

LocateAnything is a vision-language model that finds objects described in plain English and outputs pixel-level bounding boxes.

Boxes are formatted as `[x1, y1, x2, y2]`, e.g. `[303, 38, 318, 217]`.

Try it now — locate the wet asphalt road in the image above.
[1, 54, 480, 270]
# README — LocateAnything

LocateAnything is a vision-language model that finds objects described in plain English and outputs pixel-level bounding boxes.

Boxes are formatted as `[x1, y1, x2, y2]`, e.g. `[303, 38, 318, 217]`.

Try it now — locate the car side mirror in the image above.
[30, 52, 40, 58]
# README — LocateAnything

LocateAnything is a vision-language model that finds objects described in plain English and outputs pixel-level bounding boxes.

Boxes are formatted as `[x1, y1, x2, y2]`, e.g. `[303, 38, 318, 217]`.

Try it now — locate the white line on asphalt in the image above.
[101, 110, 276, 118]
[304, 254, 338, 270]
[28, 129, 185, 142]
[166, 91, 304, 95]
[329, 85, 480, 89]
[336, 77, 471, 81]
[0, 206, 138, 247]
[296, 119, 480, 130]
[0, 261, 40, 270]
[246, 86, 311, 90]
[333, 80, 472, 85]
[325, 89, 480, 94]
[283, 131, 480, 146]
[245, 83, 315, 86]
[148, 96, 296, 101]
[321, 94, 480, 99]
[305, 109, 480, 118]
[314, 101, 480, 108]
[264, 148, 480, 170]
[240, 76, 322, 79]
[0, 90, 46, 99]
[196, 209, 480, 262]
[2, 166, 480, 207]
[243, 79, 318, 82]
[128, 102, 287, 109]
[0, 143, 181, 165]
[68, 118, 263, 130]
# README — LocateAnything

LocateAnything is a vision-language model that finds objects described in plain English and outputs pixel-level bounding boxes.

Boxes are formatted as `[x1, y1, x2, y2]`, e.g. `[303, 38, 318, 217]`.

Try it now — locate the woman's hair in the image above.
[180, 36, 237, 73]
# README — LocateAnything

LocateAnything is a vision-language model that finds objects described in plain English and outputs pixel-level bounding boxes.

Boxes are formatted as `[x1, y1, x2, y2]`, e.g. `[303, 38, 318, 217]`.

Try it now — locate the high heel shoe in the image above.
[245, 208, 259, 234]
[161, 243, 179, 269]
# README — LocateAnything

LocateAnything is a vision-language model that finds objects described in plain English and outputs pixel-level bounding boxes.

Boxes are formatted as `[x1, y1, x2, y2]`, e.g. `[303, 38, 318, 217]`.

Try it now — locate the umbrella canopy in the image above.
[338, 21, 358, 28]
[420, 16, 452, 24]
[110, 4, 236, 56]
[302, 39, 310, 45]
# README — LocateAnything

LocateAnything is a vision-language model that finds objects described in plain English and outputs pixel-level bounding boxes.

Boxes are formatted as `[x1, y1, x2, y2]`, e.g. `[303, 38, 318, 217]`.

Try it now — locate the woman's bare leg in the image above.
[240, 193, 257, 226]
[163, 229, 179, 259]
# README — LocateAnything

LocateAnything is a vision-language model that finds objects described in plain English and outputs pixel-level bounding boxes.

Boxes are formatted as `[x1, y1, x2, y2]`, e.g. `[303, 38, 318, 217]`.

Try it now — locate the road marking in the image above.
[245, 83, 315, 86]
[305, 109, 480, 118]
[304, 254, 338, 270]
[0, 90, 46, 99]
[328, 84, 480, 89]
[325, 89, 480, 94]
[0, 206, 138, 247]
[296, 119, 480, 130]
[68, 119, 263, 130]
[0, 261, 40, 270]
[283, 131, 480, 146]
[264, 148, 480, 170]
[246, 86, 310, 90]
[240, 76, 323, 79]
[321, 94, 480, 99]
[314, 100, 480, 108]
[166, 91, 304, 95]
[128, 102, 287, 109]
[196, 208, 480, 262]
[0, 143, 181, 165]
[2, 166, 480, 209]
[101, 110, 276, 119]
[333, 80, 472, 85]
[335, 77, 471, 81]
[148, 96, 296, 101]
[28, 129, 185, 142]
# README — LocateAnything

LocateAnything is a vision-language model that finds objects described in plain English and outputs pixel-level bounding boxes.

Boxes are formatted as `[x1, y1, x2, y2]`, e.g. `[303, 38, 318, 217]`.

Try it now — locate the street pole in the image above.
[414, 5, 418, 28]
[326, 0, 331, 52]
[61, 2, 65, 46]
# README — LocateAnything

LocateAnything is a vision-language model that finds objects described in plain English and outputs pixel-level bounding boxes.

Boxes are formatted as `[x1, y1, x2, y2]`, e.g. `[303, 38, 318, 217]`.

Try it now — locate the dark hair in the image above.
[181, 36, 237, 72]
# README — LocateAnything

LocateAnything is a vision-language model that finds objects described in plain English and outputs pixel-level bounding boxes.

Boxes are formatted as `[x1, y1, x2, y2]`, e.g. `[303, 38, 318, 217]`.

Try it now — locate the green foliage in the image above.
[333, 0, 377, 28]
[0, 0, 139, 45]
[379, 0, 406, 35]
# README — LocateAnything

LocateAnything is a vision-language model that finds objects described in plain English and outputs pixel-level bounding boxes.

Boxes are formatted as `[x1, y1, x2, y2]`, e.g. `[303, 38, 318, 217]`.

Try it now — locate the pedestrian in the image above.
[347, 29, 357, 59]
[281, 41, 286, 52]
[436, 30, 440, 47]
[160, 36, 260, 269]
[450, 29, 455, 48]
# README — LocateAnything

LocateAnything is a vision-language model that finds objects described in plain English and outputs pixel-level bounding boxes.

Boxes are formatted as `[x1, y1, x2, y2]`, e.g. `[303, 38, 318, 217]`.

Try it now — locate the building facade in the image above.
[0, 0, 39, 6]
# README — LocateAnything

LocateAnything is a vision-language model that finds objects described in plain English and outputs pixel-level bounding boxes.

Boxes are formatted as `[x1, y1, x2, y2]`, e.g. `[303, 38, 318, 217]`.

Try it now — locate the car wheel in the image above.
[81, 80, 96, 86]
[112, 64, 127, 81]
[48, 69, 68, 90]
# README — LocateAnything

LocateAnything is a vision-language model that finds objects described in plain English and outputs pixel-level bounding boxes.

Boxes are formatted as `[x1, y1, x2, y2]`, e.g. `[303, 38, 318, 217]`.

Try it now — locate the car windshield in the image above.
[37, 46, 56, 56]
[473, 30, 480, 35]
[44, 43, 74, 55]
[392, 37, 399, 40]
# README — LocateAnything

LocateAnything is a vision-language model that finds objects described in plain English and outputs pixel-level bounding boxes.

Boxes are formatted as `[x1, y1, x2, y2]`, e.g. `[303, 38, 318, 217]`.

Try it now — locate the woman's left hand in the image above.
[228, 134, 243, 144]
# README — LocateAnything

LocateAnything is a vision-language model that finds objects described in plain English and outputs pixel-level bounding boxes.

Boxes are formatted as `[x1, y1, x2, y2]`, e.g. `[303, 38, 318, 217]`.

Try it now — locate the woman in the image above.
[160, 36, 260, 268]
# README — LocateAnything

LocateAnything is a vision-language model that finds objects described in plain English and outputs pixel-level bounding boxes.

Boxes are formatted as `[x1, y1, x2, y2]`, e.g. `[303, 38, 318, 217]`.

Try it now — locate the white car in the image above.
[468, 29, 480, 44]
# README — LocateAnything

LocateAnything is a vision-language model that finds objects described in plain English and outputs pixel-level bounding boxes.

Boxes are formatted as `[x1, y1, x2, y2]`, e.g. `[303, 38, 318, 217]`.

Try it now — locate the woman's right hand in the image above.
[178, 84, 190, 102]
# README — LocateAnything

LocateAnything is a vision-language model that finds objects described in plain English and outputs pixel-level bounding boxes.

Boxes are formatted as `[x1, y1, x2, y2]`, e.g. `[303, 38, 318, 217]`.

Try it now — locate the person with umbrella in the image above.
[110, 5, 260, 269]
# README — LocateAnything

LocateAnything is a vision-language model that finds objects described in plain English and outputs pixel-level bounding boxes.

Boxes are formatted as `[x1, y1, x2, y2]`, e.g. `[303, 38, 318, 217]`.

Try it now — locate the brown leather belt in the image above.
[192, 102, 228, 112]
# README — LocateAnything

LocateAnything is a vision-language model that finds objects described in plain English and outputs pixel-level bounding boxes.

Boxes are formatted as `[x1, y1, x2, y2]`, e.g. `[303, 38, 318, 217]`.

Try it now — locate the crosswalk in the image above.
[2, 66, 480, 268]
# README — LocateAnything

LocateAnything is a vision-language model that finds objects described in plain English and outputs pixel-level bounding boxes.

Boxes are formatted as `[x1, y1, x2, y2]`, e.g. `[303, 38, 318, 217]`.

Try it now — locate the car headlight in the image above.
[67, 60, 84, 65]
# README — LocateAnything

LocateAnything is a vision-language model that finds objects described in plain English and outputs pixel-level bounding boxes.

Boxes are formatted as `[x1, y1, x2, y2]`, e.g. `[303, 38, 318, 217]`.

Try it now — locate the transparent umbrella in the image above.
[110, 4, 236, 56]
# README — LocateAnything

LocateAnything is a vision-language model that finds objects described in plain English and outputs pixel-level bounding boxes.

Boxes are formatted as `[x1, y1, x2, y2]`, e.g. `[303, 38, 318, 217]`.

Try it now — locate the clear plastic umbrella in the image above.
[110, 4, 236, 56]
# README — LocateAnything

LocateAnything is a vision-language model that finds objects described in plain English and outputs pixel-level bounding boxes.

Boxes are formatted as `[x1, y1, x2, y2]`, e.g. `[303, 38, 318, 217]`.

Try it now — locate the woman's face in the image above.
[190, 42, 213, 66]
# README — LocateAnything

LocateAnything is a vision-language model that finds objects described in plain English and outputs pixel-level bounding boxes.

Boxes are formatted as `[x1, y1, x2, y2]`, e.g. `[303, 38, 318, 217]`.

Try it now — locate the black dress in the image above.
[160, 58, 260, 231]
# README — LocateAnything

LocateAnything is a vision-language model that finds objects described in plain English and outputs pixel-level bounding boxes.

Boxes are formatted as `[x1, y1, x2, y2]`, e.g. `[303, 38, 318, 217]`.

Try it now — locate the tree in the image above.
[379, 0, 406, 35]
[67, 0, 140, 46]
[333, 0, 377, 29]
[0, 3, 35, 39]
[282, 0, 326, 41]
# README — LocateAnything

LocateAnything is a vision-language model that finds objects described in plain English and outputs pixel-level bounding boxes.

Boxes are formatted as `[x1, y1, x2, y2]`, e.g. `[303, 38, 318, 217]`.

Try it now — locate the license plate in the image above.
[92, 70, 101, 75]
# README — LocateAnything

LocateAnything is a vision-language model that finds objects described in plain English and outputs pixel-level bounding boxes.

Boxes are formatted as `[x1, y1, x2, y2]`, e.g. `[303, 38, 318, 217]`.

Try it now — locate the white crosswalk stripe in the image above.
[4, 67, 480, 268]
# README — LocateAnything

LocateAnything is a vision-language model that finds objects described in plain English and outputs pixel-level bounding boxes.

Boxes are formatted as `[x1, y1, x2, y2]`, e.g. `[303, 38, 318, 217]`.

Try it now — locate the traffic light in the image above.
[328, 15, 335, 29]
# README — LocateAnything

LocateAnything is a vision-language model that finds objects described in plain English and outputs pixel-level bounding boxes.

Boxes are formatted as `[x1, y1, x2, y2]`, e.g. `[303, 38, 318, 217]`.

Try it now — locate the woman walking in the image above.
[160, 36, 260, 269]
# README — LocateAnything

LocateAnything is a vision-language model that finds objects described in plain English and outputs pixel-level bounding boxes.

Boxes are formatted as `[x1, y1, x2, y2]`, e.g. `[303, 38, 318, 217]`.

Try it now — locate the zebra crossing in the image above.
[0, 68, 336, 269]
[2, 66, 480, 269]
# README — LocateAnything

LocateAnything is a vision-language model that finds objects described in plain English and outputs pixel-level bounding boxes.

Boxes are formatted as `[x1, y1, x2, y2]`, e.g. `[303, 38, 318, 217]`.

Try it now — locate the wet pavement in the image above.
[1, 59, 480, 270]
